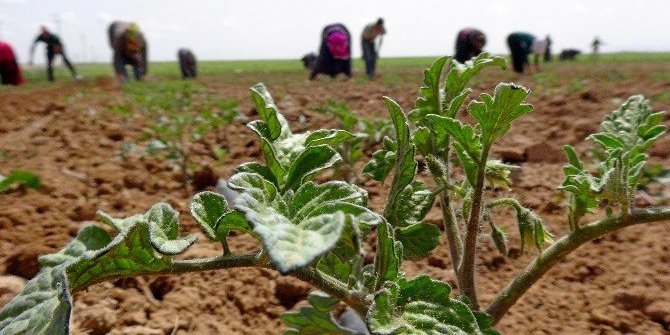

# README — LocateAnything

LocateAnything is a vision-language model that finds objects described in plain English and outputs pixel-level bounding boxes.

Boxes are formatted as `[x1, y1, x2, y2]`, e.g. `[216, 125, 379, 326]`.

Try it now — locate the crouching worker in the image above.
[29, 26, 80, 82]
[507, 32, 550, 73]
[0, 40, 23, 85]
[454, 28, 486, 63]
[178, 48, 197, 79]
[310, 23, 351, 80]
[108, 21, 147, 82]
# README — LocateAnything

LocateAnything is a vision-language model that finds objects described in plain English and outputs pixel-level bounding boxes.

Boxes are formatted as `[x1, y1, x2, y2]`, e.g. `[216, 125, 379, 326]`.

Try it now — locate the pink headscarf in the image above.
[326, 30, 350, 60]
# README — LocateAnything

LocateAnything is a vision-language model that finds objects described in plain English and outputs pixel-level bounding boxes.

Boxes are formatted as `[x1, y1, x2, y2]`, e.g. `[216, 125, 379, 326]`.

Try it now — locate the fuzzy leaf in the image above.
[306, 129, 355, 147]
[317, 253, 354, 284]
[250, 83, 289, 141]
[191, 191, 248, 241]
[367, 276, 499, 335]
[425, 115, 482, 161]
[374, 222, 403, 290]
[468, 83, 532, 147]
[387, 180, 435, 228]
[282, 291, 361, 335]
[232, 173, 377, 274]
[362, 149, 396, 182]
[409, 56, 449, 122]
[396, 223, 440, 260]
[284, 145, 341, 191]
[0, 204, 197, 335]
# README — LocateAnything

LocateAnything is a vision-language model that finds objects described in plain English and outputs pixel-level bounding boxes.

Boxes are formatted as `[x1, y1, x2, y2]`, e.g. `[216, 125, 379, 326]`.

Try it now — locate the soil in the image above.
[1, 61, 670, 335]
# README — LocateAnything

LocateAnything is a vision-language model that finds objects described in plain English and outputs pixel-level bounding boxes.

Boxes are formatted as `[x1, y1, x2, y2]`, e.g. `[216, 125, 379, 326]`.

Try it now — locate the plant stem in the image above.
[72, 251, 369, 317]
[458, 149, 489, 310]
[425, 154, 463, 273]
[485, 207, 670, 323]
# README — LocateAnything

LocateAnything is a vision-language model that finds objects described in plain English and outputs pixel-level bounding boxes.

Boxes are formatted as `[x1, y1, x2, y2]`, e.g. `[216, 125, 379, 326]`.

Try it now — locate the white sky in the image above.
[0, 0, 668, 64]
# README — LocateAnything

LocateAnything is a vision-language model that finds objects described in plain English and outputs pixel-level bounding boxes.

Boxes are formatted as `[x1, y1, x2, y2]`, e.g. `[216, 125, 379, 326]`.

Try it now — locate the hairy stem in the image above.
[426, 154, 463, 273]
[485, 207, 670, 323]
[73, 252, 369, 317]
[458, 149, 489, 310]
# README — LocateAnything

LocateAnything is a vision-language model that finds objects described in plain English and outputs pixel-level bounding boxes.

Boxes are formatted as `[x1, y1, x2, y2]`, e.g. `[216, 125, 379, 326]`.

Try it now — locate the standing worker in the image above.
[591, 36, 602, 56]
[0, 40, 23, 85]
[309, 23, 352, 80]
[544, 35, 552, 62]
[506, 32, 549, 73]
[454, 28, 486, 63]
[108, 21, 148, 82]
[28, 26, 80, 82]
[361, 18, 386, 80]
[178, 48, 197, 79]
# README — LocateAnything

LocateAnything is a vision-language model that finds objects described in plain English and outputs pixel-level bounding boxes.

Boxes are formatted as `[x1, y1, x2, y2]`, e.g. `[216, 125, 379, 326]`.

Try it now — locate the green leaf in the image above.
[250, 83, 289, 141]
[362, 149, 396, 182]
[282, 291, 358, 335]
[0, 203, 197, 335]
[0, 170, 40, 193]
[411, 127, 433, 157]
[425, 115, 482, 161]
[235, 162, 279, 187]
[232, 174, 378, 274]
[284, 145, 342, 191]
[444, 52, 506, 109]
[367, 275, 499, 335]
[386, 180, 435, 228]
[374, 222, 403, 290]
[306, 129, 355, 147]
[409, 56, 449, 122]
[190, 191, 230, 241]
[396, 223, 440, 260]
[515, 207, 553, 253]
[485, 160, 518, 190]
[317, 253, 353, 284]
[468, 83, 532, 147]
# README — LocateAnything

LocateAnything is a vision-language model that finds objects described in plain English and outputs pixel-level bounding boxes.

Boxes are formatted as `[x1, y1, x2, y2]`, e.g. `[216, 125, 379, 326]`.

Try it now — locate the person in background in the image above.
[108, 21, 148, 82]
[507, 32, 535, 73]
[454, 28, 486, 63]
[309, 23, 351, 80]
[591, 36, 602, 56]
[301, 52, 317, 70]
[361, 18, 386, 79]
[544, 35, 552, 62]
[531, 36, 550, 66]
[0, 40, 23, 85]
[28, 26, 80, 82]
[178, 48, 197, 79]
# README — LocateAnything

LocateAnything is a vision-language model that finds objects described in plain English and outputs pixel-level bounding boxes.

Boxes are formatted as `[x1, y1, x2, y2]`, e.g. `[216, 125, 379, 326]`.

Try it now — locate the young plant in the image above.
[0, 169, 40, 193]
[2, 55, 670, 335]
[367, 52, 670, 325]
[312, 100, 394, 183]
[122, 81, 239, 188]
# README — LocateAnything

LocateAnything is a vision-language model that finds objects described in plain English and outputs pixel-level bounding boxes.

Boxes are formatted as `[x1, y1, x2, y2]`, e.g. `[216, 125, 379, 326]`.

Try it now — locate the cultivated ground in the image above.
[1, 54, 670, 334]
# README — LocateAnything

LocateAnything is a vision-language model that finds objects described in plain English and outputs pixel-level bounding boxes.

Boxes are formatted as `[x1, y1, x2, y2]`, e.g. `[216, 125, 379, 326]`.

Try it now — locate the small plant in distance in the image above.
[312, 100, 394, 183]
[2, 55, 670, 335]
[120, 81, 239, 188]
[0, 169, 40, 193]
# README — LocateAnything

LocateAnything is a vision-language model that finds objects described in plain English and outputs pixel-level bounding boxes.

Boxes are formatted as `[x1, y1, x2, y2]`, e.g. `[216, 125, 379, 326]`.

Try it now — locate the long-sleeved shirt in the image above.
[33, 33, 62, 54]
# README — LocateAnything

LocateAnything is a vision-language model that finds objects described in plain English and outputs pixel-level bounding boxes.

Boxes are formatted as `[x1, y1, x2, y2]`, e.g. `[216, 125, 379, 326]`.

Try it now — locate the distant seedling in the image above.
[0, 169, 40, 193]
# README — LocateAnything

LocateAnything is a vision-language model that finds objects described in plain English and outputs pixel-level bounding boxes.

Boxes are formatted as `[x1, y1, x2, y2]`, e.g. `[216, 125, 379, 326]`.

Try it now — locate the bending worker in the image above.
[361, 18, 386, 79]
[108, 21, 148, 82]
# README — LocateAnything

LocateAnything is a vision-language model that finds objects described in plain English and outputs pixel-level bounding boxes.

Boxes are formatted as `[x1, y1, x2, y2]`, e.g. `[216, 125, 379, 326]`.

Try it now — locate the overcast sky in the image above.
[1, 0, 668, 64]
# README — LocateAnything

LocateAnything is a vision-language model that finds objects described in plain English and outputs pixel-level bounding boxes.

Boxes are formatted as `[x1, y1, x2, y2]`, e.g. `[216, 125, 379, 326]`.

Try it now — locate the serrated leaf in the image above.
[0, 203, 197, 335]
[374, 222, 402, 290]
[409, 56, 449, 122]
[387, 180, 435, 228]
[411, 127, 433, 157]
[362, 150, 396, 182]
[235, 162, 279, 187]
[367, 275, 498, 335]
[318, 253, 354, 284]
[396, 223, 440, 260]
[0, 170, 40, 193]
[282, 291, 360, 335]
[468, 83, 532, 147]
[425, 115, 482, 161]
